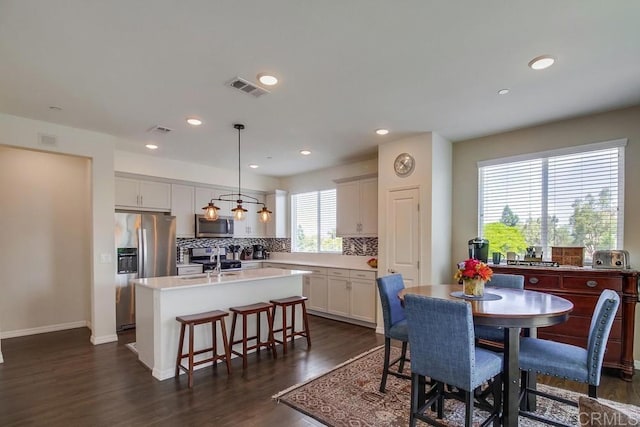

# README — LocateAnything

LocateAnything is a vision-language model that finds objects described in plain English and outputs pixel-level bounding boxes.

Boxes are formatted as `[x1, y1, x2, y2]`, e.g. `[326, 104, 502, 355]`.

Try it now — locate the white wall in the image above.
[280, 158, 377, 194]
[114, 150, 280, 192]
[0, 113, 117, 346]
[451, 105, 640, 357]
[0, 146, 91, 335]
[378, 132, 453, 284]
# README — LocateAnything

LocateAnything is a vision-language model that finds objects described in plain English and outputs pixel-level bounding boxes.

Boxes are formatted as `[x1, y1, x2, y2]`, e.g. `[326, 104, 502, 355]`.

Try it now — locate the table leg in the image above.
[503, 327, 520, 427]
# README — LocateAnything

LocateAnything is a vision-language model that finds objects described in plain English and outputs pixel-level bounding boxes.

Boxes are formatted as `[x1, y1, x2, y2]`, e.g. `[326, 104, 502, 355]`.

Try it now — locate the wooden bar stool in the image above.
[270, 296, 311, 354]
[175, 310, 232, 388]
[229, 302, 277, 369]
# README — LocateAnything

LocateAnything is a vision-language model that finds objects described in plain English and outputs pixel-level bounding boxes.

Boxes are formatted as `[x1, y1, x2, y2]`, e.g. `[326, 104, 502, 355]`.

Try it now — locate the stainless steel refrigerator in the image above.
[115, 212, 176, 331]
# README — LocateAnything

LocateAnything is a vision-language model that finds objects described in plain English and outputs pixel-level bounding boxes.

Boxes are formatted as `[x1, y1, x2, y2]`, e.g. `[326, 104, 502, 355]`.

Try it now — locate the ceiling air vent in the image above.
[38, 133, 57, 146]
[147, 125, 173, 134]
[227, 76, 269, 98]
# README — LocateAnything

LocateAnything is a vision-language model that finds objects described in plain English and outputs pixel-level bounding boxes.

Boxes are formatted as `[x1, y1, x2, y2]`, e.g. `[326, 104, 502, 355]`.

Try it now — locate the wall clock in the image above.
[394, 152, 415, 177]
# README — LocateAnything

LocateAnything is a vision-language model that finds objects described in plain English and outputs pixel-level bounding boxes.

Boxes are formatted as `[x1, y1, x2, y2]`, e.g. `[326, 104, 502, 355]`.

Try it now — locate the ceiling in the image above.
[1, 1, 639, 177]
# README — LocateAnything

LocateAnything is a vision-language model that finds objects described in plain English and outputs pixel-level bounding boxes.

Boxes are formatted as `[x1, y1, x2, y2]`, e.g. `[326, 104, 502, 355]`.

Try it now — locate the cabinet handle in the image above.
[586, 280, 598, 288]
[140, 195, 143, 206]
[388, 269, 396, 274]
[529, 277, 539, 284]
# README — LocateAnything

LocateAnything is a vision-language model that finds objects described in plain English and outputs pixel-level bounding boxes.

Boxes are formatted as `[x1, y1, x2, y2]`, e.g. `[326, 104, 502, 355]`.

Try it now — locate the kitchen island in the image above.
[133, 267, 309, 380]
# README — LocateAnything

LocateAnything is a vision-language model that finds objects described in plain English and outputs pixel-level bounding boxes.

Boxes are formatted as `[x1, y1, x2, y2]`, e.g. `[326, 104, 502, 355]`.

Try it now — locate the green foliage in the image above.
[500, 205, 519, 226]
[295, 224, 317, 252]
[569, 188, 617, 258]
[483, 222, 528, 256]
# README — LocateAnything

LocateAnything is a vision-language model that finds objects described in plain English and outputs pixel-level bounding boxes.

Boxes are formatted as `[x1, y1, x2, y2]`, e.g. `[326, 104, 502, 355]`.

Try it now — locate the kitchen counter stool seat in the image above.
[270, 296, 311, 354]
[175, 309, 232, 388]
[229, 302, 277, 369]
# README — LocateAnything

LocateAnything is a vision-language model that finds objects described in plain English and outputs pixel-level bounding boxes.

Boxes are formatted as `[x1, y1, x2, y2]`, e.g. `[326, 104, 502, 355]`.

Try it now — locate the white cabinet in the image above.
[327, 268, 376, 323]
[115, 177, 171, 211]
[266, 189, 288, 238]
[195, 186, 231, 216]
[171, 184, 195, 238]
[234, 191, 266, 237]
[300, 266, 328, 312]
[336, 177, 377, 236]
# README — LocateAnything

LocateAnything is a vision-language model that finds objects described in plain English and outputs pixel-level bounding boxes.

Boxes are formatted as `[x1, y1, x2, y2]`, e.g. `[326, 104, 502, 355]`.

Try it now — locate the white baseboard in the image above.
[0, 351, 4, 363]
[91, 334, 119, 345]
[0, 320, 88, 339]
[634, 359, 640, 370]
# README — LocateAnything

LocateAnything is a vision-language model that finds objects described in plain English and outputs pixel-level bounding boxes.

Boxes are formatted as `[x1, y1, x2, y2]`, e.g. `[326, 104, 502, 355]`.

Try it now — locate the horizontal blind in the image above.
[479, 145, 623, 261]
[292, 190, 342, 253]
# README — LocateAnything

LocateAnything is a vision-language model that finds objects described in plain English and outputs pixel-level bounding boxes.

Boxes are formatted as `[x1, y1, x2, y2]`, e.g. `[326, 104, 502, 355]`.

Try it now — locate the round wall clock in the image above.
[394, 152, 415, 177]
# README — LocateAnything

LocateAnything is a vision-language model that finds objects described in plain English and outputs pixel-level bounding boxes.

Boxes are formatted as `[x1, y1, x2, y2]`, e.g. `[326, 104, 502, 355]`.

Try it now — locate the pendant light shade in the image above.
[258, 206, 272, 223]
[201, 123, 272, 222]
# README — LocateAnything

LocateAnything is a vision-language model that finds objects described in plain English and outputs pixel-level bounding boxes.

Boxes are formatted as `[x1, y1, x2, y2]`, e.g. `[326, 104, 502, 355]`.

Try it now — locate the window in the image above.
[478, 140, 625, 262]
[291, 189, 342, 253]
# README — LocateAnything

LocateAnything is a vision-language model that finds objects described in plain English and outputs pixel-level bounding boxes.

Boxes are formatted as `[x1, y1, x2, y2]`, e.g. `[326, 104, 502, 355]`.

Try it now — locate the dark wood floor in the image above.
[1, 316, 639, 426]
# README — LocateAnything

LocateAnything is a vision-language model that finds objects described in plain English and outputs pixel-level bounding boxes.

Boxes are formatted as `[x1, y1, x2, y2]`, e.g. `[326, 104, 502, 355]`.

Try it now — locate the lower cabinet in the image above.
[263, 262, 377, 327]
[492, 265, 637, 380]
[177, 264, 203, 276]
[327, 268, 377, 324]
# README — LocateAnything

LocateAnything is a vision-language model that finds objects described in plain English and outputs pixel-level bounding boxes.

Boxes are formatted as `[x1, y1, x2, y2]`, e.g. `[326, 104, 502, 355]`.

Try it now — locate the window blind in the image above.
[478, 141, 624, 261]
[292, 189, 342, 253]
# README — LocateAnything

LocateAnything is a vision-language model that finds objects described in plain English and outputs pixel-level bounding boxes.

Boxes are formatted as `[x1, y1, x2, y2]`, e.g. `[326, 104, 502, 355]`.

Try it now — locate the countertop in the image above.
[133, 267, 310, 291]
[258, 258, 377, 271]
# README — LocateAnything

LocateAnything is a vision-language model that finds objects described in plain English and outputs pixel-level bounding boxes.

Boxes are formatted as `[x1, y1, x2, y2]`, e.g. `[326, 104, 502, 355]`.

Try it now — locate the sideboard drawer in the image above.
[522, 274, 560, 290]
[562, 275, 623, 293]
[538, 332, 622, 365]
[543, 316, 622, 341]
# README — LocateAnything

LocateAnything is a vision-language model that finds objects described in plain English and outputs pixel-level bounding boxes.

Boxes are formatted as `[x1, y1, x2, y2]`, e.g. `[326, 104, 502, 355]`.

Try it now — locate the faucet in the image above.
[212, 246, 222, 276]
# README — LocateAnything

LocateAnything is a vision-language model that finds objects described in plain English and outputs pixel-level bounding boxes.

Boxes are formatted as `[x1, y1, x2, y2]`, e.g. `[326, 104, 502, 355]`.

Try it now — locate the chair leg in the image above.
[409, 372, 420, 427]
[464, 390, 473, 427]
[398, 340, 408, 373]
[492, 374, 502, 427]
[219, 318, 232, 375]
[588, 384, 597, 398]
[302, 301, 311, 347]
[379, 338, 391, 393]
[188, 323, 194, 388]
[281, 304, 288, 354]
[175, 323, 185, 377]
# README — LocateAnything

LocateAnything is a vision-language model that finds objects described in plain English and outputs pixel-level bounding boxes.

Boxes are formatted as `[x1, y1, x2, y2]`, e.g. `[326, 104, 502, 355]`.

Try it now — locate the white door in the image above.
[386, 187, 420, 286]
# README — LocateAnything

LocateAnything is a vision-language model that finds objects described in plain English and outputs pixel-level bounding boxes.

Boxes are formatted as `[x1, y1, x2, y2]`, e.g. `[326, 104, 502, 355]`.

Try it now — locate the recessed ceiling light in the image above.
[300, 150, 311, 156]
[249, 164, 259, 169]
[186, 117, 203, 126]
[498, 89, 510, 95]
[145, 144, 158, 150]
[528, 55, 555, 70]
[257, 73, 278, 86]
[375, 128, 390, 135]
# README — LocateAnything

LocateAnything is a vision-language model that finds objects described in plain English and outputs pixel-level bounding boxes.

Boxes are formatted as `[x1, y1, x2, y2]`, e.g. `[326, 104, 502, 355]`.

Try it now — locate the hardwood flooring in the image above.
[1, 316, 639, 426]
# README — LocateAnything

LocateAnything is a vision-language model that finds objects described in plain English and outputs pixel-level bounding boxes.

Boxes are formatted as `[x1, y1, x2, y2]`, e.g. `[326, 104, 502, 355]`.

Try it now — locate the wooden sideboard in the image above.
[492, 265, 638, 380]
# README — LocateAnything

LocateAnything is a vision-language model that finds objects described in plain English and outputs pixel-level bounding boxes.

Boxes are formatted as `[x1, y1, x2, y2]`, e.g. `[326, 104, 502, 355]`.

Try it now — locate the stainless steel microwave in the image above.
[195, 214, 234, 238]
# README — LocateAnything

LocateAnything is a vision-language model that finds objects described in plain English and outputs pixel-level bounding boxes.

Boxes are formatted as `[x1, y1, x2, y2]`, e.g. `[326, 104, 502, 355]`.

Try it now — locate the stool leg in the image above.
[281, 304, 288, 354]
[290, 304, 296, 349]
[212, 319, 217, 371]
[175, 323, 186, 377]
[256, 311, 262, 355]
[302, 301, 311, 347]
[230, 312, 238, 356]
[219, 318, 232, 375]
[266, 308, 277, 359]
[188, 323, 194, 388]
[242, 314, 248, 369]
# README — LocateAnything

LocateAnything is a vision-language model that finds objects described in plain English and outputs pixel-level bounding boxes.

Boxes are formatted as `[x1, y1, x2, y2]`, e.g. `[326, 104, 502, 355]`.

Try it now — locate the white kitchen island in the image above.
[133, 267, 308, 380]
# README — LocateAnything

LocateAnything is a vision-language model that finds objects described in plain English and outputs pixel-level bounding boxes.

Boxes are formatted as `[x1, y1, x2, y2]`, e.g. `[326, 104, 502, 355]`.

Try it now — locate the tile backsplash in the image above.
[177, 237, 378, 257]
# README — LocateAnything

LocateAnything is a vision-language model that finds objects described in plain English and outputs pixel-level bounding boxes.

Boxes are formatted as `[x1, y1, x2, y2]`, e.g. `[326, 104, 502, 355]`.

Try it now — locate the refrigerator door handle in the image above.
[139, 227, 146, 278]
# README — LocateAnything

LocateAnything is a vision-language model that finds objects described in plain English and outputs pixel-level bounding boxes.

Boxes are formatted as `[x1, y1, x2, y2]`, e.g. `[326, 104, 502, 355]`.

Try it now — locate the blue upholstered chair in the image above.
[475, 273, 525, 343]
[376, 274, 410, 392]
[519, 289, 620, 425]
[404, 294, 503, 427]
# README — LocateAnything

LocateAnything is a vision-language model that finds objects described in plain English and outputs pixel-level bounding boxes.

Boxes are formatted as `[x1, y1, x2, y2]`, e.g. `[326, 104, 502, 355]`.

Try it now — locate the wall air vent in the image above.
[147, 125, 173, 134]
[38, 133, 57, 146]
[227, 76, 269, 98]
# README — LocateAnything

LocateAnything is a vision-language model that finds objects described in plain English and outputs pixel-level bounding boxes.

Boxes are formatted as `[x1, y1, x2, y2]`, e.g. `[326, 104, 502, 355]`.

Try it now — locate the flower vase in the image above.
[463, 278, 485, 297]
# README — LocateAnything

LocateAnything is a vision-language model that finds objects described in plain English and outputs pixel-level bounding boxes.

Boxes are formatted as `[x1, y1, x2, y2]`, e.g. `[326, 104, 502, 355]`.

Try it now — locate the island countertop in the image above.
[133, 267, 311, 291]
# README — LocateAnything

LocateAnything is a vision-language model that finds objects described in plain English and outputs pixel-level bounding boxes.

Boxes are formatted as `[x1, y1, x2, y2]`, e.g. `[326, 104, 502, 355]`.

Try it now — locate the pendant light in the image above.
[201, 123, 272, 222]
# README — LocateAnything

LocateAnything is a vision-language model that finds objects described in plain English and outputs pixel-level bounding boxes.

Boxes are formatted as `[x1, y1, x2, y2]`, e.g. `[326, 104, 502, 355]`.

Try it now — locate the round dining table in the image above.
[398, 284, 574, 427]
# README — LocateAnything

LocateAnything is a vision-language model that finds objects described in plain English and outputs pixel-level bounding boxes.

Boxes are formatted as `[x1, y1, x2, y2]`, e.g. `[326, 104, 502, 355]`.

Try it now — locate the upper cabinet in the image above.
[234, 191, 266, 237]
[336, 177, 377, 236]
[115, 177, 171, 211]
[171, 184, 195, 238]
[266, 189, 288, 238]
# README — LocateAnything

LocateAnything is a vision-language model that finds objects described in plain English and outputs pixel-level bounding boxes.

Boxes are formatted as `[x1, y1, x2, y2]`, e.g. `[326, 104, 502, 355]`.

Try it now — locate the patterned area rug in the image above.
[273, 346, 638, 426]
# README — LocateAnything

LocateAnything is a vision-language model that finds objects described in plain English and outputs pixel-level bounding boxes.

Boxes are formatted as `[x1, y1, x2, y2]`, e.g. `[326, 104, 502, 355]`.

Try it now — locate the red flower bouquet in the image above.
[454, 259, 493, 296]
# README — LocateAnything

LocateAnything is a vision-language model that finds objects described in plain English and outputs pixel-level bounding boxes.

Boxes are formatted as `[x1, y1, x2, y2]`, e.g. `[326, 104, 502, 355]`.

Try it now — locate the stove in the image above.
[190, 247, 242, 271]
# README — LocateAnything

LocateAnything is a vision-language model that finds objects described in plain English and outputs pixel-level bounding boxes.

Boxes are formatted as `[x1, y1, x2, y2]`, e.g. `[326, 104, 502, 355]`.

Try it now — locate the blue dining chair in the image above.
[376, 274, 410, 393]
[518, 289, 620, 425]
[404, 294, 503, 427]
[475, 273, 525, 344]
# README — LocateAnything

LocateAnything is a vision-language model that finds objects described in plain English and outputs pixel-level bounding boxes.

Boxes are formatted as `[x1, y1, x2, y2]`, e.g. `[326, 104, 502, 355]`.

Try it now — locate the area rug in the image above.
[273, 346, 639, 426]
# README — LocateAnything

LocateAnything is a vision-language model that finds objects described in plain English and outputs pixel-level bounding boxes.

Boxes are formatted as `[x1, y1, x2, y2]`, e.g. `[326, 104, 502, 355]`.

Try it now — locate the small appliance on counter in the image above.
[592, 250, 631, 269]
[190, 247, 242, 271]
[468, 237, 489, 263]
[253, 244, 265, 260]
[241, 246, 253, 260]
